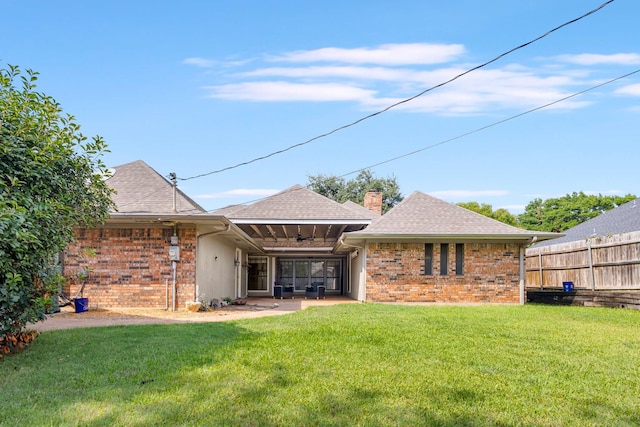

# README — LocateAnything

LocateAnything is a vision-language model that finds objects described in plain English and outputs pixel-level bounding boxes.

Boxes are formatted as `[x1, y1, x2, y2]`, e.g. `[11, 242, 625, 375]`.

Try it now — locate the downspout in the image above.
[195, 224, 232, 302]
[172, 259, 177, 311]
[165, 278, 169, 310]
[172, 225, 178, 312]
[519, 245, 526, 305]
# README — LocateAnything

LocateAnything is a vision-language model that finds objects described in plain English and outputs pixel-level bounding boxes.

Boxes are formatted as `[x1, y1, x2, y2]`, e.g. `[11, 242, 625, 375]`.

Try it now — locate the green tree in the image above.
[457, 202, 519, 227]
[517, 192, 636, 232]
[0, 64, 114, 354]
[307, 170, 403, 213]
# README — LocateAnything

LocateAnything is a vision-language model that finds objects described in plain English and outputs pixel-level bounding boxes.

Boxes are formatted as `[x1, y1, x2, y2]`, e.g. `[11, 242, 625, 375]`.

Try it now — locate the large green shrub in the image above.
[0, 64, 114, 355]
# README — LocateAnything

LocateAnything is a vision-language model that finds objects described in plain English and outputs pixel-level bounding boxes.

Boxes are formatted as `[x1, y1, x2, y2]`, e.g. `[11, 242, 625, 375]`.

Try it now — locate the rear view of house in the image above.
[64, 160, 560, 309]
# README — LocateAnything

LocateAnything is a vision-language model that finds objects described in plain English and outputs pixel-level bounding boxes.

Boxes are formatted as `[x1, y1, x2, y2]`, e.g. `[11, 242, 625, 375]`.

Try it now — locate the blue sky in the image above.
[3, 0, 639, 213]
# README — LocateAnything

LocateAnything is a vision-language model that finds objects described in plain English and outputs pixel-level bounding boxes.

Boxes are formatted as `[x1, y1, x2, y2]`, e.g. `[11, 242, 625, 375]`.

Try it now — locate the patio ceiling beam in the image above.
[250, 224, 264, 239]
[266, 225, 278, 241]
[312, 225, 317, 240]
[281, 225, 289, 239]
[324, 224, 333, 240]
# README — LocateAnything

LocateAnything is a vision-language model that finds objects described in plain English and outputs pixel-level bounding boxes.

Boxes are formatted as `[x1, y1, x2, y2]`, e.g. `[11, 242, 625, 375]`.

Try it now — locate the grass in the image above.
[1, 304, 639, 426]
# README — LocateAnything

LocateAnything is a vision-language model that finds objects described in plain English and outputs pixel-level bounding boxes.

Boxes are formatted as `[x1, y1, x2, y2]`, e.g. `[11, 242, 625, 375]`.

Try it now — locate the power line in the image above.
[338, 68, 640, 177]
[203, 66, 639, 212]
[179, 0, 616, 182]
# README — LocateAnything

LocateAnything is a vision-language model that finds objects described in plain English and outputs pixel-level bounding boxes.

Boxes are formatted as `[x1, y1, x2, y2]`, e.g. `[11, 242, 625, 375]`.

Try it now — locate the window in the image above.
[424, 243, 433, 275]
[440, 243, 449, 276]
[455, 244, 464, 276]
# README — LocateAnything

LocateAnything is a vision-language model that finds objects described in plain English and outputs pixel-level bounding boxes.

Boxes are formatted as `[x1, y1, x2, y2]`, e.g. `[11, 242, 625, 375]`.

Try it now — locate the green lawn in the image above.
[1, 304, 639, 426]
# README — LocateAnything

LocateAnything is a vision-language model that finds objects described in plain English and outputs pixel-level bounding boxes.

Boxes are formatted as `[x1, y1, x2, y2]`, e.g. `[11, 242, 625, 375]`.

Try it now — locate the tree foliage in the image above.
[459, 192, 637, 232]
[307, 170, 403, 213]
[517, 192, 636, 232]
[0, 64, 114, 353]
[457, 202, 519, 227]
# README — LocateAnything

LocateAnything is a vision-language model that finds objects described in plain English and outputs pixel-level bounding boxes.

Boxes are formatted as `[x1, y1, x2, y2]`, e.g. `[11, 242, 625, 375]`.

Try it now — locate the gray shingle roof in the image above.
[342, 200, 380, 220]
[225, 184, 374, 222]
[106, 160, 205, 215]
[347, 191, 561, 240]
[534, 197, 640, 247]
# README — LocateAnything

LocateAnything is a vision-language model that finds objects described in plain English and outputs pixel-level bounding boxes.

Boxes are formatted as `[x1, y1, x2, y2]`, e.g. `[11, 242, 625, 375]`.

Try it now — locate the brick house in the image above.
[64, 160, 559, 308]
[339, 192, 560, 303]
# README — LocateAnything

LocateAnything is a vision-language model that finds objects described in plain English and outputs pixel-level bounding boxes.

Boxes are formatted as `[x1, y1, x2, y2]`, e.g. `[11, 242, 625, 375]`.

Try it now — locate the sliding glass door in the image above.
[277, 258, 343, 293]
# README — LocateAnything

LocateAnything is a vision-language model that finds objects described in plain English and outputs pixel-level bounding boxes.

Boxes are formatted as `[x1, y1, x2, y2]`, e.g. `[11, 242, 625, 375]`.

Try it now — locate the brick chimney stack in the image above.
[364, 191, 383, 216]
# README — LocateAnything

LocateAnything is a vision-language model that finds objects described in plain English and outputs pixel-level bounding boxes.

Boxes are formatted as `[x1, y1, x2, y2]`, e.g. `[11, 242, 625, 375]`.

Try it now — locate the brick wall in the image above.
[365, 242, 522, 303]
[63, 226, 197, 309]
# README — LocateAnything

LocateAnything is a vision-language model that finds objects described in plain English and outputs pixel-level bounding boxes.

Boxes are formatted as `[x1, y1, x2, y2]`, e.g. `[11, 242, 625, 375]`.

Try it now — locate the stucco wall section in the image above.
[365, 242, 521, 303]
[63, 227, 197, 309]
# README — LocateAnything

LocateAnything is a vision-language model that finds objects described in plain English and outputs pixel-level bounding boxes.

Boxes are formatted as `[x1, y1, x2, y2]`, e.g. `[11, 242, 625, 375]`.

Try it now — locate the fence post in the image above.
[538, 252, 544, 290]
[587, 239, 596, 290]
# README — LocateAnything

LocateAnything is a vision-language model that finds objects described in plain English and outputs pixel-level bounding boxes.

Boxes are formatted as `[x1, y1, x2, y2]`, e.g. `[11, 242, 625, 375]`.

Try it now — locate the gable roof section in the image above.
[106, 160, 205, 215]
[533, 197, 640, 247]
[343, 191, 561, 242]
[211, 204, 246, 217]
[225, 184, 373, 224]
[342, 200, 381, 220]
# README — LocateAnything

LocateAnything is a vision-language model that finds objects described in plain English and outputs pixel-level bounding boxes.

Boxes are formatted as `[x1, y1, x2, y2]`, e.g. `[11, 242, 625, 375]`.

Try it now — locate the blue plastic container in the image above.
[74, 297, 89, 313]
[562, 281, 574, 292]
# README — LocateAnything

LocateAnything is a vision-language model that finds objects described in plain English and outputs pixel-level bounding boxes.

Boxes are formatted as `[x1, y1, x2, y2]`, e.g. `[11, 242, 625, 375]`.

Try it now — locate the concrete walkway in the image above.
[33, 297, 359, 331]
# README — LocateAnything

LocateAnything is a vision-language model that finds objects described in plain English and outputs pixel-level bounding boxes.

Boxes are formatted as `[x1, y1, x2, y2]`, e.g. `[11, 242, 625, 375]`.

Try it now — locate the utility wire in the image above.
[339, 68, 640, 177]
[179, 0, 615, 182]
[204, 66, 639, 212]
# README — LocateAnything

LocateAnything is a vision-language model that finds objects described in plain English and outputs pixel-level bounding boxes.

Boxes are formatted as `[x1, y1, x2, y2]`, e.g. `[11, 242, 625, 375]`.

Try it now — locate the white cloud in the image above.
[242, 66, 416, 81]
[428, 190, 509, 200]
[204, 81, 376, 102]
[615, 83, 640, 96]
[187, 42, 640, 115]
[195, 188, 280, 199]
[183, 57, 216, 68]
[272, 43, 466, 65]
[556, 53, 640, 65]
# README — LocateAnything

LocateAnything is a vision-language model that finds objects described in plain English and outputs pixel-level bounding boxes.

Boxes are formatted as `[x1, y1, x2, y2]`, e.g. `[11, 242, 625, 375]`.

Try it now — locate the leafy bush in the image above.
[0, 63, 114, 354]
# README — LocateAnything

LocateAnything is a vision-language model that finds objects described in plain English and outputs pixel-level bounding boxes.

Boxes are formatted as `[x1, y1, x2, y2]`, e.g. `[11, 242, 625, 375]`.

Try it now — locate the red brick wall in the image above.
[365, 242, 522, 303]
[63, 226, 197, 309]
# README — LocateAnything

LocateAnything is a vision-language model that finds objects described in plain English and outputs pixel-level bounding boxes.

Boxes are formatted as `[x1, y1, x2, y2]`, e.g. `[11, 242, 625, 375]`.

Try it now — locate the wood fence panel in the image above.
[526, 231, 640, 290]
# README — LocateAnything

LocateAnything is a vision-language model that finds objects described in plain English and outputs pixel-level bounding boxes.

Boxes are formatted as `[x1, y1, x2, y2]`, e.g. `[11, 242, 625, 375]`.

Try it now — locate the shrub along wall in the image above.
[63, 226, 197, 309]
[365, 242, 522, 303]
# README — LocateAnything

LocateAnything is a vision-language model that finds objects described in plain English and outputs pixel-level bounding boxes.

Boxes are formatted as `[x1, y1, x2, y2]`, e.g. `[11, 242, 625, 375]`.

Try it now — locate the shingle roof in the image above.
[106, 160, 205, 215]
[346, 191, 560, 240]
[534, 197, 640, 247]
[342, 200, 380, 220]
[211, 204, 247, 217]
[225, 184, 374, 222]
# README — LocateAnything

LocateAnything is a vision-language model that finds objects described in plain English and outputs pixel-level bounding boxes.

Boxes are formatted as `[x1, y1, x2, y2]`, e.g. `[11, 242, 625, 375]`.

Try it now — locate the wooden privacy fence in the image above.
[525, 231, 640, 290]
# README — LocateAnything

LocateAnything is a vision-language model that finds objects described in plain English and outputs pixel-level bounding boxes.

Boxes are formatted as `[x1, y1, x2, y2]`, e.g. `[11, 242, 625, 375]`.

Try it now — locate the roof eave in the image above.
[230, 218, 372, 225]
[341, 232, 564, 243]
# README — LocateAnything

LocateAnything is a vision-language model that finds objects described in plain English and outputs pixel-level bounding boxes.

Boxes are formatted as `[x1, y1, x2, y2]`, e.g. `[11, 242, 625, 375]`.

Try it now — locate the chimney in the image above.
[364, 191, 383, 216]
